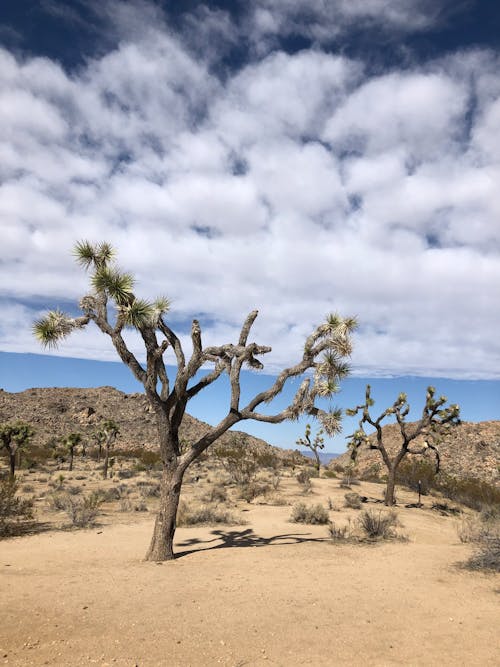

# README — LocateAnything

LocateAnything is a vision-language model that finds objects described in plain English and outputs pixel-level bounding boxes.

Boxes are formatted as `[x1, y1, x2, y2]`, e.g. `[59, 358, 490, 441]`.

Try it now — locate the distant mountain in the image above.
[0, 386, 308, 465]
[298, 450, 341, 465]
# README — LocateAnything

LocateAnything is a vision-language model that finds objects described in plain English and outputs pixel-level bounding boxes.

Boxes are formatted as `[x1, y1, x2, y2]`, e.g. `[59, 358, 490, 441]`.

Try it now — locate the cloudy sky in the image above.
[1, 0, 499, 448]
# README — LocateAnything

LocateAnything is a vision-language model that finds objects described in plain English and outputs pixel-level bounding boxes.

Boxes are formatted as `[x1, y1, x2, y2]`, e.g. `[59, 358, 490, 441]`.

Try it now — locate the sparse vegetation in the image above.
[1, 422, 35, 478]
[63, 492, 103, 528]
[290, 502, 329, 524]
[176, 501, 239, 526]
[0, 478, 34, 536]
[358, 509, 401, 540]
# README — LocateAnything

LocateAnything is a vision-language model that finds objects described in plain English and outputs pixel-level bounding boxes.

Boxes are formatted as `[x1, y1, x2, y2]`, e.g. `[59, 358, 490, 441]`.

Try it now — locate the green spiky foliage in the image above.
[346, 385, 460, 506]
[296, 423, 325, 474]
[33, 241, 357, 560]
[0, 422, 35, 478]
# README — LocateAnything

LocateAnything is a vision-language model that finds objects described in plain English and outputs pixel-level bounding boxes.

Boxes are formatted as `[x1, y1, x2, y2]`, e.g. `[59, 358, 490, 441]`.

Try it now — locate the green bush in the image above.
[396, 459, 437, 495]
[0, 479, 34, 536]
[290, 502, 329, 525]
[436, 475, 500, 511]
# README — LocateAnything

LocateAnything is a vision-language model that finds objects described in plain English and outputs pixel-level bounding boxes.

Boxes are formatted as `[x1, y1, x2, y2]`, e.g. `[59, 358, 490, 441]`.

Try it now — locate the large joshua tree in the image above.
[346, 385, 460, 506]
[34, 241, 357, 560]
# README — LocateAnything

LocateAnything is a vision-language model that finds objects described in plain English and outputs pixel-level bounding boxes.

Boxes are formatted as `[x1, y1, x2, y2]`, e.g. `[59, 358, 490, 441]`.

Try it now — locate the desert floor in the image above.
[1, 472, 499, 667]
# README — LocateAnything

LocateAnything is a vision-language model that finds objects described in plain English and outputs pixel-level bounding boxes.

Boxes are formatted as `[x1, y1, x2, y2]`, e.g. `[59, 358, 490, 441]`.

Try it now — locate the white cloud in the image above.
[0, 3, 499, 381]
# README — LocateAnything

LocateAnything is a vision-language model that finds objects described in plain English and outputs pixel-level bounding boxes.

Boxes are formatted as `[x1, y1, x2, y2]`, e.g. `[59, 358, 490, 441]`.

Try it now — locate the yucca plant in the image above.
[34, 241, 356, 560]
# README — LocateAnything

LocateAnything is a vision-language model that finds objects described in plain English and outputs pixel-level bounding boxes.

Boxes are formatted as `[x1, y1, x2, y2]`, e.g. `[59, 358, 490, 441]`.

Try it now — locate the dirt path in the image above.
[1, 480, 498, 666]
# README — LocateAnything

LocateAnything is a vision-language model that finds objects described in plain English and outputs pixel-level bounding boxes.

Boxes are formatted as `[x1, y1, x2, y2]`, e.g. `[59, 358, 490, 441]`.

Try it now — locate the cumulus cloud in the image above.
[0, 1, 499, 380]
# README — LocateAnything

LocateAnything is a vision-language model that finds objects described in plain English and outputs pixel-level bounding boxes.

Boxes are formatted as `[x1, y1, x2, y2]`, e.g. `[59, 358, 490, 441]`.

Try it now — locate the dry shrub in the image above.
[328, 519, 355, 542]
[296, 469, 313, 494]
[176, 501, 238, 526]
[62, 492, 103, 528]
[358, 509, 402, 540]
[290, 502, 329, 525]
[200, 484, 228, 504]
[466, 537, 500, 572]
[344, 492, 362, 509]
[263, 493, 289, 506]
[0, 479, 34, 536]
[238, 481, 271, 503]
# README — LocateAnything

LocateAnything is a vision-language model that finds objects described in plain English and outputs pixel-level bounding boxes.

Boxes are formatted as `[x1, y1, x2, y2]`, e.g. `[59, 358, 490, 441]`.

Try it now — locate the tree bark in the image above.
[69, 450, 74, 472]
[385, 466, 397, 506]
[145, 464, 184, 561]
[103, 447, 109, 479]
[9, 451, 16, 479]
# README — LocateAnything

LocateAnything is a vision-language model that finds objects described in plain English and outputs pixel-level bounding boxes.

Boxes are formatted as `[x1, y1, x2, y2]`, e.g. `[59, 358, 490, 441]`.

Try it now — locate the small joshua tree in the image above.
[63, 433, 82, 472]
[346, 385, 460, 506]
[0, 422, 35, 479]
[296, 423, 325, 475]
[100, 420, 119, 479]
[92, 429, 106, 463]
[34, 241, 356, 560]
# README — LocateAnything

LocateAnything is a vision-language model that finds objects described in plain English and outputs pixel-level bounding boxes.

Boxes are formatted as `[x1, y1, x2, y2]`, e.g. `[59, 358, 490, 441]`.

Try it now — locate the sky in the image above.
[0, 0, 499, 452]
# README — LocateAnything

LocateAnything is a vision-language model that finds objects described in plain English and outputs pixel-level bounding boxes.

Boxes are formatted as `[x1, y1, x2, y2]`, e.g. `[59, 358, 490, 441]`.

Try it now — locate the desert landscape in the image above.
[1, 389, 499, 667]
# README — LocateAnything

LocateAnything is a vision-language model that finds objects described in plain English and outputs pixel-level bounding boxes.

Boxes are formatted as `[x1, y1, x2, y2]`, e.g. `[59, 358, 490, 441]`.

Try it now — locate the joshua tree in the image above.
[346, 385, 460, 506]
[296, 423, 325, 475]
[63, 433, 82, 471]
[100, 420, 119, 479]
[34, 241, 356, 560]
[0, 422, 35, 479]
[92, 429, 106, 463]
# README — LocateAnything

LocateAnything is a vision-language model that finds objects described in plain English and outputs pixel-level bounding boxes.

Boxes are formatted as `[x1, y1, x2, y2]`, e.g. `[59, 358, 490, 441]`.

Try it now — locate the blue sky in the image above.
[0, 1, 499, 452]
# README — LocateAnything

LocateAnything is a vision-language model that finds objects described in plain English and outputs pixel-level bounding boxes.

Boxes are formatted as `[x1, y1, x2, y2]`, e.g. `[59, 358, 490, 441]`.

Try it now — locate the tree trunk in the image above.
[69, 450, 73, 472]
[314, 452, 321, 476]
[145, 465, 184, 561]
[385, 466, 397, 506]
[97, 444, 101, 463]
[103, 447, 109, 479]
[9, 451, 16, 479]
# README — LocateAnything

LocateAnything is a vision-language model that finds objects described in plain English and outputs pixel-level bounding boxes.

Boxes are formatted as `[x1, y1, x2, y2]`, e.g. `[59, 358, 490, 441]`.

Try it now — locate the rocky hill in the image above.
[0, 386, 300, 462]
[332, 420, 500, 485]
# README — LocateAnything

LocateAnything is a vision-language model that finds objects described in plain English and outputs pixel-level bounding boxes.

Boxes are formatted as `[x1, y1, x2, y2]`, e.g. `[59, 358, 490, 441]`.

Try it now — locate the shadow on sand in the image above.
[175, 527, 328, 559]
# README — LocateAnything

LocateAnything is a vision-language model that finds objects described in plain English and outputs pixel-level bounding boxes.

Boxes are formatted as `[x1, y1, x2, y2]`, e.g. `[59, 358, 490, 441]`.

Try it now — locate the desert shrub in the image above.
[0, 479, 34, 536]
[296, 469, 313, 494]
[63, 492, 103, 528]
[436, 475, 500, 512]
[263, 493, 289, 506]
[238, 481, 271, 503]
[480, 505, 500, 523]
[270, 472, 281, 490]
[328, 519, 355, 542]
[176, 501, 238, 526]
[119, 498, 134, 512]
[133, 499, 148, 512]
[456, 515, 495, 544]
[465, 536, 500, 572]
[74, 475, 87, 481]
[344, 492, 362, 509]
[118, 470, 136, 479]
[200, 484, 228, 504]
[358, 509, 400, 540]
[21, 483, 35, 493]
[47, 492, 68, 511]
[396, 459, 436, 495]
[359, 463, 384, 483]
[290, 502, 329, 525]
[322, 469, 337, 479]
[138, 482, 161, 498]
[213, 444, 258, 485]
[66, 485, 83, 496]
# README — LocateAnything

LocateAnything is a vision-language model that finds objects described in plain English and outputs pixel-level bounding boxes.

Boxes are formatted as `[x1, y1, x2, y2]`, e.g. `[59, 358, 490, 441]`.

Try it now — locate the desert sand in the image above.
[1, 476, 499, 667]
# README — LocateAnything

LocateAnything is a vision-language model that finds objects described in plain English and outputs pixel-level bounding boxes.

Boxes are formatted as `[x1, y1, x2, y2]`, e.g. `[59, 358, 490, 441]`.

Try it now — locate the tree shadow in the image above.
[175, 527, 328, 559]
[1, 520, 54, 539]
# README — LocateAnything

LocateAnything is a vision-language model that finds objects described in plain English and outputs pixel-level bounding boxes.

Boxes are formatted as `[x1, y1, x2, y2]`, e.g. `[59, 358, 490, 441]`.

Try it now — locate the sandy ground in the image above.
[0, 476, 499, 666]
